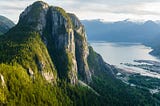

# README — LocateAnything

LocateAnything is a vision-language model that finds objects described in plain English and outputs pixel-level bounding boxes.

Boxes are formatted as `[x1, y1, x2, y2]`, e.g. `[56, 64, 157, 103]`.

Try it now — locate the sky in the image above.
[1, 0, 160, 23]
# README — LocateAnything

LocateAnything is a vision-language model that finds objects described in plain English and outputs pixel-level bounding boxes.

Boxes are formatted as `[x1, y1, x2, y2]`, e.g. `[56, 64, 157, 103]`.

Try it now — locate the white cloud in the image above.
[50, 0, 160, 22]
[1, 0, 160, 23]
[0, 0, 35, 23]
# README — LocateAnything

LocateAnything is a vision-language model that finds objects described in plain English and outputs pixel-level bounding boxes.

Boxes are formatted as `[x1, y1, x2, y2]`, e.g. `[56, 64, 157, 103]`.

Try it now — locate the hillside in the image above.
[0, 1, 159, 105]
[0, 15, 15, 35]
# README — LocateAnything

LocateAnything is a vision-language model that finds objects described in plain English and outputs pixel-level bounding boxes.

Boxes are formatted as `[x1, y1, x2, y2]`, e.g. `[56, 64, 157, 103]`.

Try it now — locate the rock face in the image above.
[19, 1, 49, 34]
[69, 13, 92, 83]
[44, 7, 78, 84]
[18, 1, 93, 84]
[0, 74, 5, 88]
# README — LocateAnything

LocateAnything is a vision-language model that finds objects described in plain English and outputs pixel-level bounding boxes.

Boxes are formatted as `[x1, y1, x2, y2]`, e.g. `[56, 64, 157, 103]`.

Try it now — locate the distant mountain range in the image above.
[82, 19, 160, 43]
[0, 15, 15, 35]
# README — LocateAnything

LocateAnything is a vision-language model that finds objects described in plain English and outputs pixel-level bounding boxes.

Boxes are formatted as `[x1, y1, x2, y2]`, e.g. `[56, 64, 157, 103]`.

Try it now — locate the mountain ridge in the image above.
[0, 15, 15, 35]
[82, 19, 160, 43]
[0, 1, 159, 105]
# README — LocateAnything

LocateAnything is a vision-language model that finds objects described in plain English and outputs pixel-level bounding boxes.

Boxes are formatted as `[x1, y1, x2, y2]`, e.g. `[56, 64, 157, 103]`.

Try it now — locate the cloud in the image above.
[0, 0, 35, 23]
[50, 0, 160, 21]
[0, 0, 160, 23]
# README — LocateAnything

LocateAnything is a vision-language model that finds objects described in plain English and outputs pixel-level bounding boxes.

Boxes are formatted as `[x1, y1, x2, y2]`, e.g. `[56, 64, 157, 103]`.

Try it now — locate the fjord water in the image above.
[90, 41, 160, 78]
[90, 42, 160, 65]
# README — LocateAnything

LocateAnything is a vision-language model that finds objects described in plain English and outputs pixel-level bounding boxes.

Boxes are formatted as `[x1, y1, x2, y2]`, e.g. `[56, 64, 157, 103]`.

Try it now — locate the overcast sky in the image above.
[1, 0, 160, 23]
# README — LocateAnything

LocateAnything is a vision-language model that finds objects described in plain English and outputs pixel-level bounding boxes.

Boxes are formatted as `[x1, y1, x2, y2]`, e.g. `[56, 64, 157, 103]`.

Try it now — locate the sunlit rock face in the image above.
[19, 1, 93, 84]
[69, 13, 92, 83]
[0, 74, 5, 88]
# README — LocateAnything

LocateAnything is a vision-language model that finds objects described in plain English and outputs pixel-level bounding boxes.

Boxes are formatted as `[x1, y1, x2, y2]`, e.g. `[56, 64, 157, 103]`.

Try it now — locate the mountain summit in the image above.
[17, 1, 92, 84]
[0, 1, 159, 105]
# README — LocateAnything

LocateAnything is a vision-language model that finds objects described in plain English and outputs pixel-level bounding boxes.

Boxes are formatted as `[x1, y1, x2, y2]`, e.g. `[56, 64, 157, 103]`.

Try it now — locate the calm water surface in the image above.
[90, 41, 159, 65]
[90, 41, 160, 78]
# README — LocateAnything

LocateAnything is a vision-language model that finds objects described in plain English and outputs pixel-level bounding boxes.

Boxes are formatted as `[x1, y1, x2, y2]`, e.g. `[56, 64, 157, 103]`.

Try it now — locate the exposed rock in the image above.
[19, 1, 93, 84]
[19, 1, 49, 34]
[28, 68, 34, 77]
[44, 6, 78, 84]
[68, 13, 82, 29]
[0, 74, 5, 88]
[39, 61, 45, 70]
[41, 72, 55, 83]
[69, 13, 92, 83]
[20, 6, 32, 20]
[36, 57, 56, 83]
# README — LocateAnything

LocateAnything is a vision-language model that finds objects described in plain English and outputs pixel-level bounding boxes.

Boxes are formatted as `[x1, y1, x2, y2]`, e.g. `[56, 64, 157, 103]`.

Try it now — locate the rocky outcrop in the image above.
[19, 1, 49, 34]
[0, 74, 5, 88]
[41, 71, 55, 83]
[18, 1, 93, 84]
[28, 68, 34, 77]
[69, 13, 92, 83]
[44, 7, 78, 84]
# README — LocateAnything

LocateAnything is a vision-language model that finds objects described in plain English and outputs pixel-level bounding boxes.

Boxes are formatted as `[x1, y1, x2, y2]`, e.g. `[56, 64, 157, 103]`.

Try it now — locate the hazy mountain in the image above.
[0, 1, 159, 105]
[0, 15, 15, 35]
[82, 19, 160, 43]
